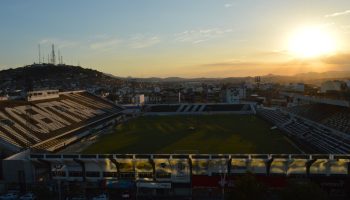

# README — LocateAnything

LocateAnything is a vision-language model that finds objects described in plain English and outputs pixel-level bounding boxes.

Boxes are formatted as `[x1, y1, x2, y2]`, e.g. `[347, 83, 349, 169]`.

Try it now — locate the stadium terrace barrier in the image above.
[3, 152, 350, 184]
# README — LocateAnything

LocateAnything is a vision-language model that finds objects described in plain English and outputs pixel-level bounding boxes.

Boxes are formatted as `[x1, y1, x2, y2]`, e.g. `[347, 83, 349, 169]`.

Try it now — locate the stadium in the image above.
[1, 90, 350, 199]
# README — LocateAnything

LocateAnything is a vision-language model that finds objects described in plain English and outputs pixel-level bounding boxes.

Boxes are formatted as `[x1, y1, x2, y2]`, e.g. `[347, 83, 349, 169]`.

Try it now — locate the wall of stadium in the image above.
[3, 152, 350, 184]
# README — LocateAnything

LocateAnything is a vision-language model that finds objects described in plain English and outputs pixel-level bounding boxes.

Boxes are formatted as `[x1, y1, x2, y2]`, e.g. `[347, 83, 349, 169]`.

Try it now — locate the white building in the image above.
[194, 87, 204, 93]
[320, 81, 345, 93]
[224, 87, 246, 104]
[26, 90, 59, 101]
[133, 94, 145, 105]
[0, 95, 9, 101]
[345, 80, 350, 88]
[287, 83, 305, 92]
[154, 87, 161, 93]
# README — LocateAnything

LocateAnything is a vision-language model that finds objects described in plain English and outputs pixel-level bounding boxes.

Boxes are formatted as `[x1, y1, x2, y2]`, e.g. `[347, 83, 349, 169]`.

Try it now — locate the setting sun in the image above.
[288, 26, 337, 58]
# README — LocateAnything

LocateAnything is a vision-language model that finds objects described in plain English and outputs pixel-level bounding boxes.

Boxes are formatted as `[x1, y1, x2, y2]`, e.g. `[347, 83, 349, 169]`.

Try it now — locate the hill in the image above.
[1, 64, 350, 91]
[131, 71, 350, 84]
[0, 64, 123, 91]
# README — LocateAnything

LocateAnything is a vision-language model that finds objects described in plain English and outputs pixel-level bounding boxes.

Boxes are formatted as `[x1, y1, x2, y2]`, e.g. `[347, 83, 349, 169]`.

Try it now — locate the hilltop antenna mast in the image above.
[58, 49, 61, 64]
[38, 44, 41, 64]
[255, 76, 261, 90]
[51, 44, 56, 65]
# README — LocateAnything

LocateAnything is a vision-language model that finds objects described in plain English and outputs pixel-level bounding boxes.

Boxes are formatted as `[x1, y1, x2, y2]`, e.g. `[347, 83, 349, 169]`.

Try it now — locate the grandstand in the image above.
[258, 105, 350, 154]
[145, 103, 255, 115]
[0, 90, 123, 153]
[285, 104, 350, 134]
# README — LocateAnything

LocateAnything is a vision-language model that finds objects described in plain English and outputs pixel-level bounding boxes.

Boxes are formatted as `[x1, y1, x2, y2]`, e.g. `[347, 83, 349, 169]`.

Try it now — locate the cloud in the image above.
[89, 34, 160, 50]
[128, 35, 160, 49]
[340, 25, 350, 30]
[340, 25, 350, 34]
[224, 3, 233, 8]
[325, 10, 350, 18]
[174, 28, 233, 44]
[182, 52, 350, 77]
[254, 50, 290, 57]
[89, 38, 122, 50]
[186, 59, 326, 77]
[322, 53, 350, 65]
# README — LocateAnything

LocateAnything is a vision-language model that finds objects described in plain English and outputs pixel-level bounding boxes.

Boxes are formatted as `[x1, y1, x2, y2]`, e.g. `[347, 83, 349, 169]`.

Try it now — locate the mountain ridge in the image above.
[1, 64, 350, 85]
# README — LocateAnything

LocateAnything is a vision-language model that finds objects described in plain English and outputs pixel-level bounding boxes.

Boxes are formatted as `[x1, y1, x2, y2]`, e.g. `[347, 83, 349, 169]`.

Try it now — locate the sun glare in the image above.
[288, 26, 336, 58]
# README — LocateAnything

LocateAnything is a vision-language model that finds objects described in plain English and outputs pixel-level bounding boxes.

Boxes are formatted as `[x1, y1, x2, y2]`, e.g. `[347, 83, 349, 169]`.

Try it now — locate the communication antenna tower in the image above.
[51, 44, 56, 65]
[58, 49, 60, 64]
[38, 44, 41, 64]
[255, 76, 261, 90]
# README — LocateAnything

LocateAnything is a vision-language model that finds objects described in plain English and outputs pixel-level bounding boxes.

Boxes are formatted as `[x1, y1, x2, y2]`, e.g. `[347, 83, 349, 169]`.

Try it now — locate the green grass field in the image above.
[83, 114, 301, 154]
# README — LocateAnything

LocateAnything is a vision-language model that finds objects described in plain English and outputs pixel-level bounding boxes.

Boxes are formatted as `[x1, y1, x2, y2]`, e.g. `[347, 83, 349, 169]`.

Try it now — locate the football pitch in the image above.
[83, 114, 301, 154]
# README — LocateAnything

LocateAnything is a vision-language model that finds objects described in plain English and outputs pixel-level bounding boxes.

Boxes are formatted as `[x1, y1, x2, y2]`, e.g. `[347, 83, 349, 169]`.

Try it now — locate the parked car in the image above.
[121, 192, 130, 199]
[92, 194, 108, 200]
[69, 195, 86, 200]
[19, 193, 36, 200]
[0, 193, 19, 200]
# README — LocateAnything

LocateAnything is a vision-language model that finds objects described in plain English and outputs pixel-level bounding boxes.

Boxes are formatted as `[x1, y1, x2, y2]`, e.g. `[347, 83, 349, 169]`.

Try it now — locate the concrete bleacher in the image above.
[0, 91, 123, 153]
[286, 104, 350, 134]
[256, 109, 290, 125]
[324, 111, 350, 133]
[286, 104, 341, 123]
[257, 107, 350, 154]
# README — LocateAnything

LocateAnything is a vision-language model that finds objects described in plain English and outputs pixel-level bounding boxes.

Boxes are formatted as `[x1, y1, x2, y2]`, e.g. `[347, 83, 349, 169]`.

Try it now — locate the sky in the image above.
[1, 0, 350, 78]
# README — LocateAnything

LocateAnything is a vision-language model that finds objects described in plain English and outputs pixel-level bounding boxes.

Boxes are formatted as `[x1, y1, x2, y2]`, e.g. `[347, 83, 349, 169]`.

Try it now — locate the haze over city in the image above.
[1, 0, 350, 78]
